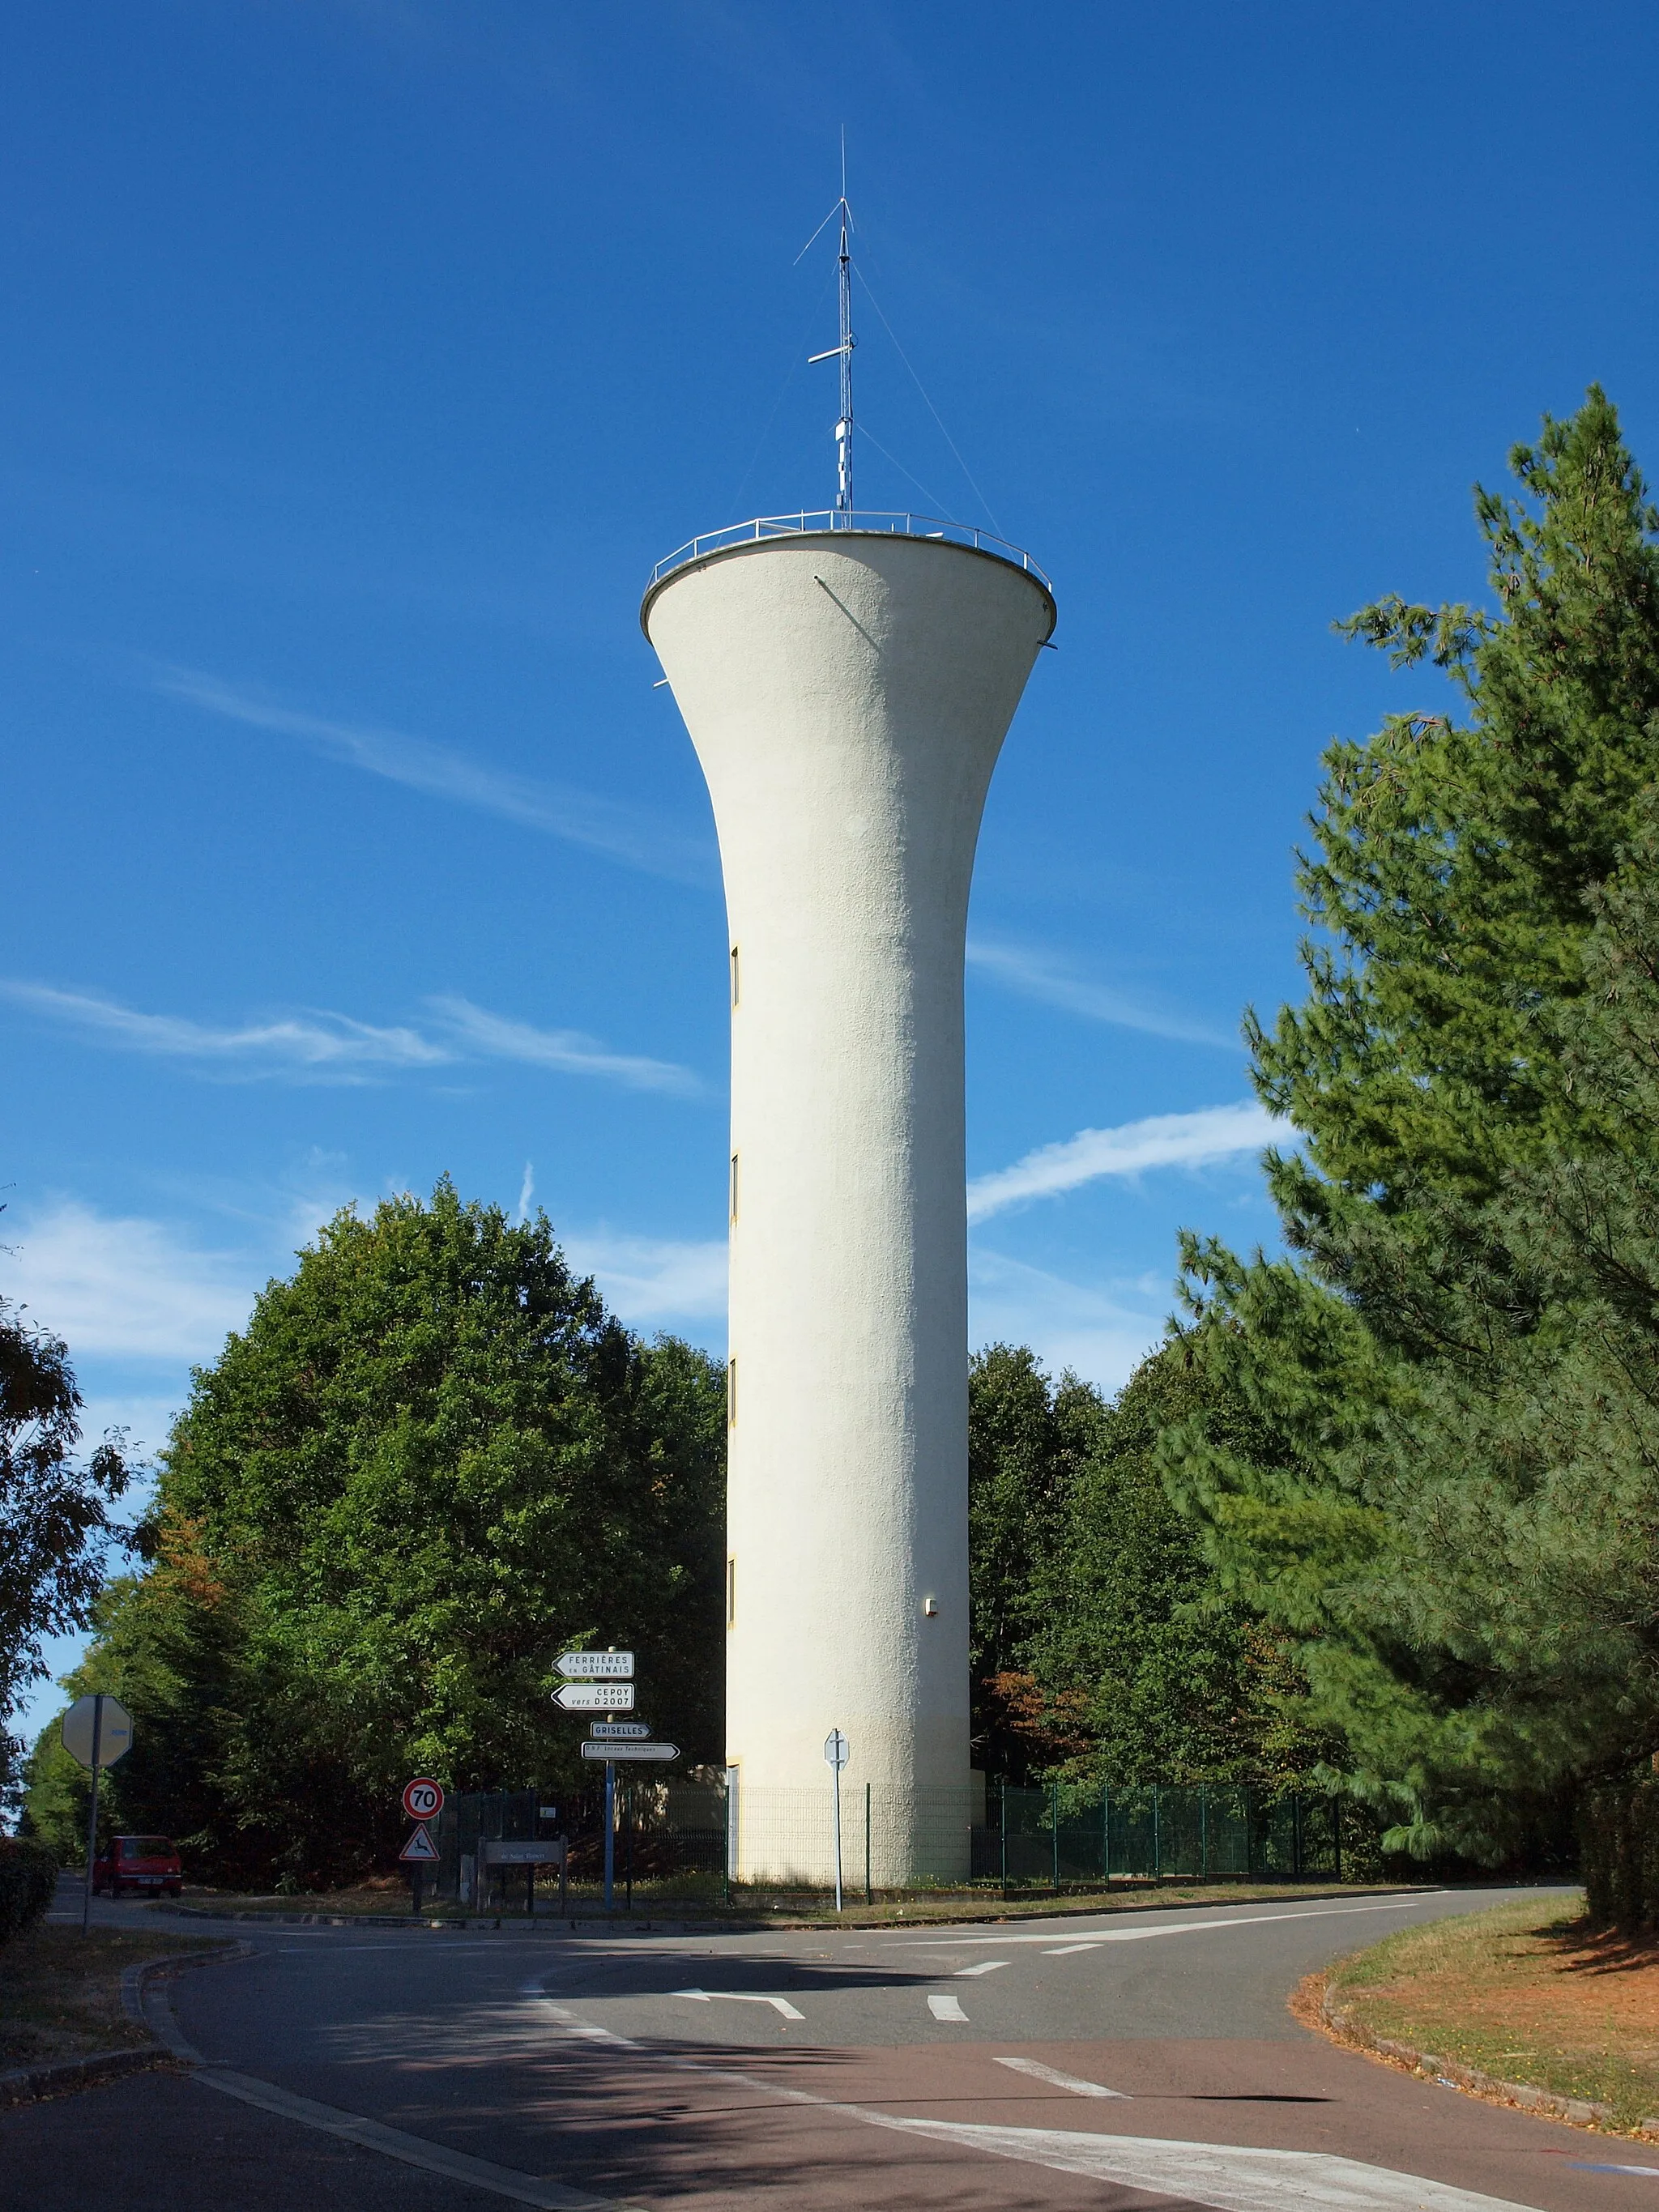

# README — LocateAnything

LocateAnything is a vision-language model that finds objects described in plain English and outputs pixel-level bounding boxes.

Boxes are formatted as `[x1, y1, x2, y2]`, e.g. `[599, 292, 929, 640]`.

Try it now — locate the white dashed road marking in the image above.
[954, 1959, 1009, 1975]
[993, 2055, 1128, 2099]
[927, 1993, 969, 2022]
[893, 1896, 1448, 1949]
[538, 2003, 1546, 2212]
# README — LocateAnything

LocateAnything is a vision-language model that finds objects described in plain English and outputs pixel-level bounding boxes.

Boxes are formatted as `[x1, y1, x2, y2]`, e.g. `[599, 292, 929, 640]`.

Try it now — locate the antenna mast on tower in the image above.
[807, 137, 855, 518]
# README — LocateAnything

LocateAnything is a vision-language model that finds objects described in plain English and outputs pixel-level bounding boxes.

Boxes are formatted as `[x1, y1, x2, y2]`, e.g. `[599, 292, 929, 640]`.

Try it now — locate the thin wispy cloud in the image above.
[429, 997, 701, 1097]
[156, 667, 714, 886]
[1, 980, 701, 1097]
[969, 1246, 1167, 1395]
[515, 1161, 535, 1225]
[559, 1231, 728, 1326]
[5, 1202, 256, 1365]
[967, 1100, 1278, 1224]
[0, 982, 448, 1073]
[967, 937, 1234, 1049]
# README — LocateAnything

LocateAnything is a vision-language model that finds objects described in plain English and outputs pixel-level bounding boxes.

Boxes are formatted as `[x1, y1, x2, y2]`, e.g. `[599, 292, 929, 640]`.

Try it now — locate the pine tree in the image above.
[1167, 391, 1659, 1869]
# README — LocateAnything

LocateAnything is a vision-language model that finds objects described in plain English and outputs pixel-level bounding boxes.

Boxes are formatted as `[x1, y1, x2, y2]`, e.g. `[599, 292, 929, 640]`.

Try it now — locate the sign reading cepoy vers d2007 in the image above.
[402, 1777, 444, 1822]
[556, 1651, 633, 1679]
[554, 1681, 635, 1711]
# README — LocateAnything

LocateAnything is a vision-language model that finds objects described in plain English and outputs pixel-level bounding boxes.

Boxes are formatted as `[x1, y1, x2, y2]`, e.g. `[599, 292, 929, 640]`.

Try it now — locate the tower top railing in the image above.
[646, 510, 1052, 594]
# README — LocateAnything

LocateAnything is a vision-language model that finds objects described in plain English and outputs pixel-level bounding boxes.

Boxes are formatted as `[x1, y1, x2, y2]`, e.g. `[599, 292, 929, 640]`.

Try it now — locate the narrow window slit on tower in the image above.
[730, 944, 740, 1007]
[726, 1556, 736, 1626]
[730, 1152, 739, 1221]
[727, 1356, 737, 1426]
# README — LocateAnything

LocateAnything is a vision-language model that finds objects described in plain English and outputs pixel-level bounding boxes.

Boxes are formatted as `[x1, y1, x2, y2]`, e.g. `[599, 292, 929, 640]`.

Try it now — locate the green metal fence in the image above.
[981, 1783, 1344, 1886]
[421, 1778, 1346, 1905]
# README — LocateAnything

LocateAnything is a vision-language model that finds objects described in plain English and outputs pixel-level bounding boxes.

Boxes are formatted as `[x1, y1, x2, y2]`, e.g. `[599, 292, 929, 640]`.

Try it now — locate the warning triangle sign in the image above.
[399, 1821, 440, 1862]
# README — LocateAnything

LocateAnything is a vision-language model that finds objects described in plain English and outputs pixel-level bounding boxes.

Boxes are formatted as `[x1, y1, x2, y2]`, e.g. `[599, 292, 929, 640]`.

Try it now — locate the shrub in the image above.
[0, 1835, 62, 1941]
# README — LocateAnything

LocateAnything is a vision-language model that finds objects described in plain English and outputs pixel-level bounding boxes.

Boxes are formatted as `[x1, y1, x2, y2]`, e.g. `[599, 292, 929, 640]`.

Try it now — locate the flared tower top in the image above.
[640, 509, 1056, 639]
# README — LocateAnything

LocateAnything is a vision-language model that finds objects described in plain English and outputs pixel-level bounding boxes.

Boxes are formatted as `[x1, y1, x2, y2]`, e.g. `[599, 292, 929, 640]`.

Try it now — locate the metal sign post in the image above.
[62, 1693, 134, 1935]
[399, 1819, 440, 1915]
[82, 1695, 104, 1936]
[603, 1759, 616, 1912]
[553, 1651, 645, 1914]
[824, 1728, 850, 1913]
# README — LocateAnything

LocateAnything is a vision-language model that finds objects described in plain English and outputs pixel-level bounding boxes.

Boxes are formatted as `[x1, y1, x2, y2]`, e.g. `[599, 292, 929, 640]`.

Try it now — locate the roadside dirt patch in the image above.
[1304, 1894, 1659, 2136]
[0, 1928, 220, 2069]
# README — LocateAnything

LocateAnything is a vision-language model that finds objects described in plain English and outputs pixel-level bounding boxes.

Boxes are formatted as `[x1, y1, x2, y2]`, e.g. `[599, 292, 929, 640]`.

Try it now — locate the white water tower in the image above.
[642, 200, 1054, 1881]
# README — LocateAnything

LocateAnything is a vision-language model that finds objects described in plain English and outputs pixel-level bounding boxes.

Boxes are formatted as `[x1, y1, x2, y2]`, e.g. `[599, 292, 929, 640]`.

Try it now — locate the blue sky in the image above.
[6, 2, 1659, 1738]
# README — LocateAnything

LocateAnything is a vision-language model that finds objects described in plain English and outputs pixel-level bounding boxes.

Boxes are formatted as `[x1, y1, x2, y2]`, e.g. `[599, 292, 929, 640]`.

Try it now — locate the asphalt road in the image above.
[6, 1880, 1652, 2212]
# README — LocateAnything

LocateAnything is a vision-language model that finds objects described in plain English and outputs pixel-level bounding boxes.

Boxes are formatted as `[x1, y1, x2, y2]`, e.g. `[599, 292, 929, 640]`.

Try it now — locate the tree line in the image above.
[7, 388, 1657, 1912]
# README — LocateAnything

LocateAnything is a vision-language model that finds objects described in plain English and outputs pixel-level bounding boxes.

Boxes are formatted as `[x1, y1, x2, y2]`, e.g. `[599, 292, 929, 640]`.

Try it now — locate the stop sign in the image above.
[402, 1777, 444, 1821]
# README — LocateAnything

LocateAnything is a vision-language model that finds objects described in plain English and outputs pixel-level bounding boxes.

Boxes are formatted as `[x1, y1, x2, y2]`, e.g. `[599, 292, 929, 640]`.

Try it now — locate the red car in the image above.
[93, 1835, 183, 1898]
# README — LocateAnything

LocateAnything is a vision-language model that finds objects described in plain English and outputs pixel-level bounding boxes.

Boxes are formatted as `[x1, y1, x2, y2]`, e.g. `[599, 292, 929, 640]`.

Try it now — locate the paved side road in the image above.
[6, 1882, 1648, 2212]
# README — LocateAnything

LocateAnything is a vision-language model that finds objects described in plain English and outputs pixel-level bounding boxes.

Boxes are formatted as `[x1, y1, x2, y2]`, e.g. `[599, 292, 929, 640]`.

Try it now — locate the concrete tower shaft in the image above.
[643, 528, 1054, 1881]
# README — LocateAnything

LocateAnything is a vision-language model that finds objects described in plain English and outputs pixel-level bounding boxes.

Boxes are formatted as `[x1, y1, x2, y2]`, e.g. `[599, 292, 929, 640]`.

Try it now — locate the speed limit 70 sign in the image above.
[403, 1777, 444, 1821]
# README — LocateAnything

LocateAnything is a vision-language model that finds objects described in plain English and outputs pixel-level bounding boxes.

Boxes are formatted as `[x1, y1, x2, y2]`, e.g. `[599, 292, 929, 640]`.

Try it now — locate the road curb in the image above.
[0, 1941, 248, 2108]
[0, 2044, 170, 2108]
[119, 1941, 254, 2029]
[164, 1881, 1442, 1937]
[1315, 1976, 1659, 2137]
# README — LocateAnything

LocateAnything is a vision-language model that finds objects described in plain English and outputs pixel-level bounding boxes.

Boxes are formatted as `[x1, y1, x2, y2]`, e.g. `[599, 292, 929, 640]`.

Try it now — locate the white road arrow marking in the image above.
[672, 1988, 804, 2021]
[993, 2056, 1128, 2099]
[955, 1960, 1009, 1976]
[927, 1993, 969, 2022]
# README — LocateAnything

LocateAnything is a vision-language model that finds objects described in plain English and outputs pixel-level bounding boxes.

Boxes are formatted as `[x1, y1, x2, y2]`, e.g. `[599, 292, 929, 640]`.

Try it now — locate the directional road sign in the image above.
[62, 1694, 134, 1771]
[556, 1650, 633, 1679]
[590, 1720, 652, 1739]
[402, 1777, 444, 1821]
[580, 1740, 679, 1762]
[399, 1822, 440, 1862]
[555, 1681, 634, 1711]
[824, 1728, 850, 1771]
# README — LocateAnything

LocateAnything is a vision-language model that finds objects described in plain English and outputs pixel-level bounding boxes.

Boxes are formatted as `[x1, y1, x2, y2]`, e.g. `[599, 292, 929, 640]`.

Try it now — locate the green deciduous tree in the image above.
[0, 1292, 130, 1799]
[1166, 390, 1659, 1873]
[33, 1181, 724, 1886]
[968, 1341, 1324, 1788]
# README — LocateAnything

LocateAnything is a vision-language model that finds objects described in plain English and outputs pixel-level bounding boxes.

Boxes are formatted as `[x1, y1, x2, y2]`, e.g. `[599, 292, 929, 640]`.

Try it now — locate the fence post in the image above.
[1153, 1785, 1162, 1880]
[1333, 1792, 1342, 1883]
[1051, 1779, 1060, 1893]
[999, 1781, 1008, 1896]
[723, 1764, 739, 1903]
[1292, 1792, 1303, 1881]
[864, 1782, 872, 1905]
[1102, 1781, 1110, 1886]
[1201, 1788, 1209, 1882]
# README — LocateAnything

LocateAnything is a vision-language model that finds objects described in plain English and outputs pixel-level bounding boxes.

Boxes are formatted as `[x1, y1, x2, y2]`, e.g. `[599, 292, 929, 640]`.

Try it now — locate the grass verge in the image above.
[1310, 1894, 1659, 2136]
[0, 1927, 222, 2070]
